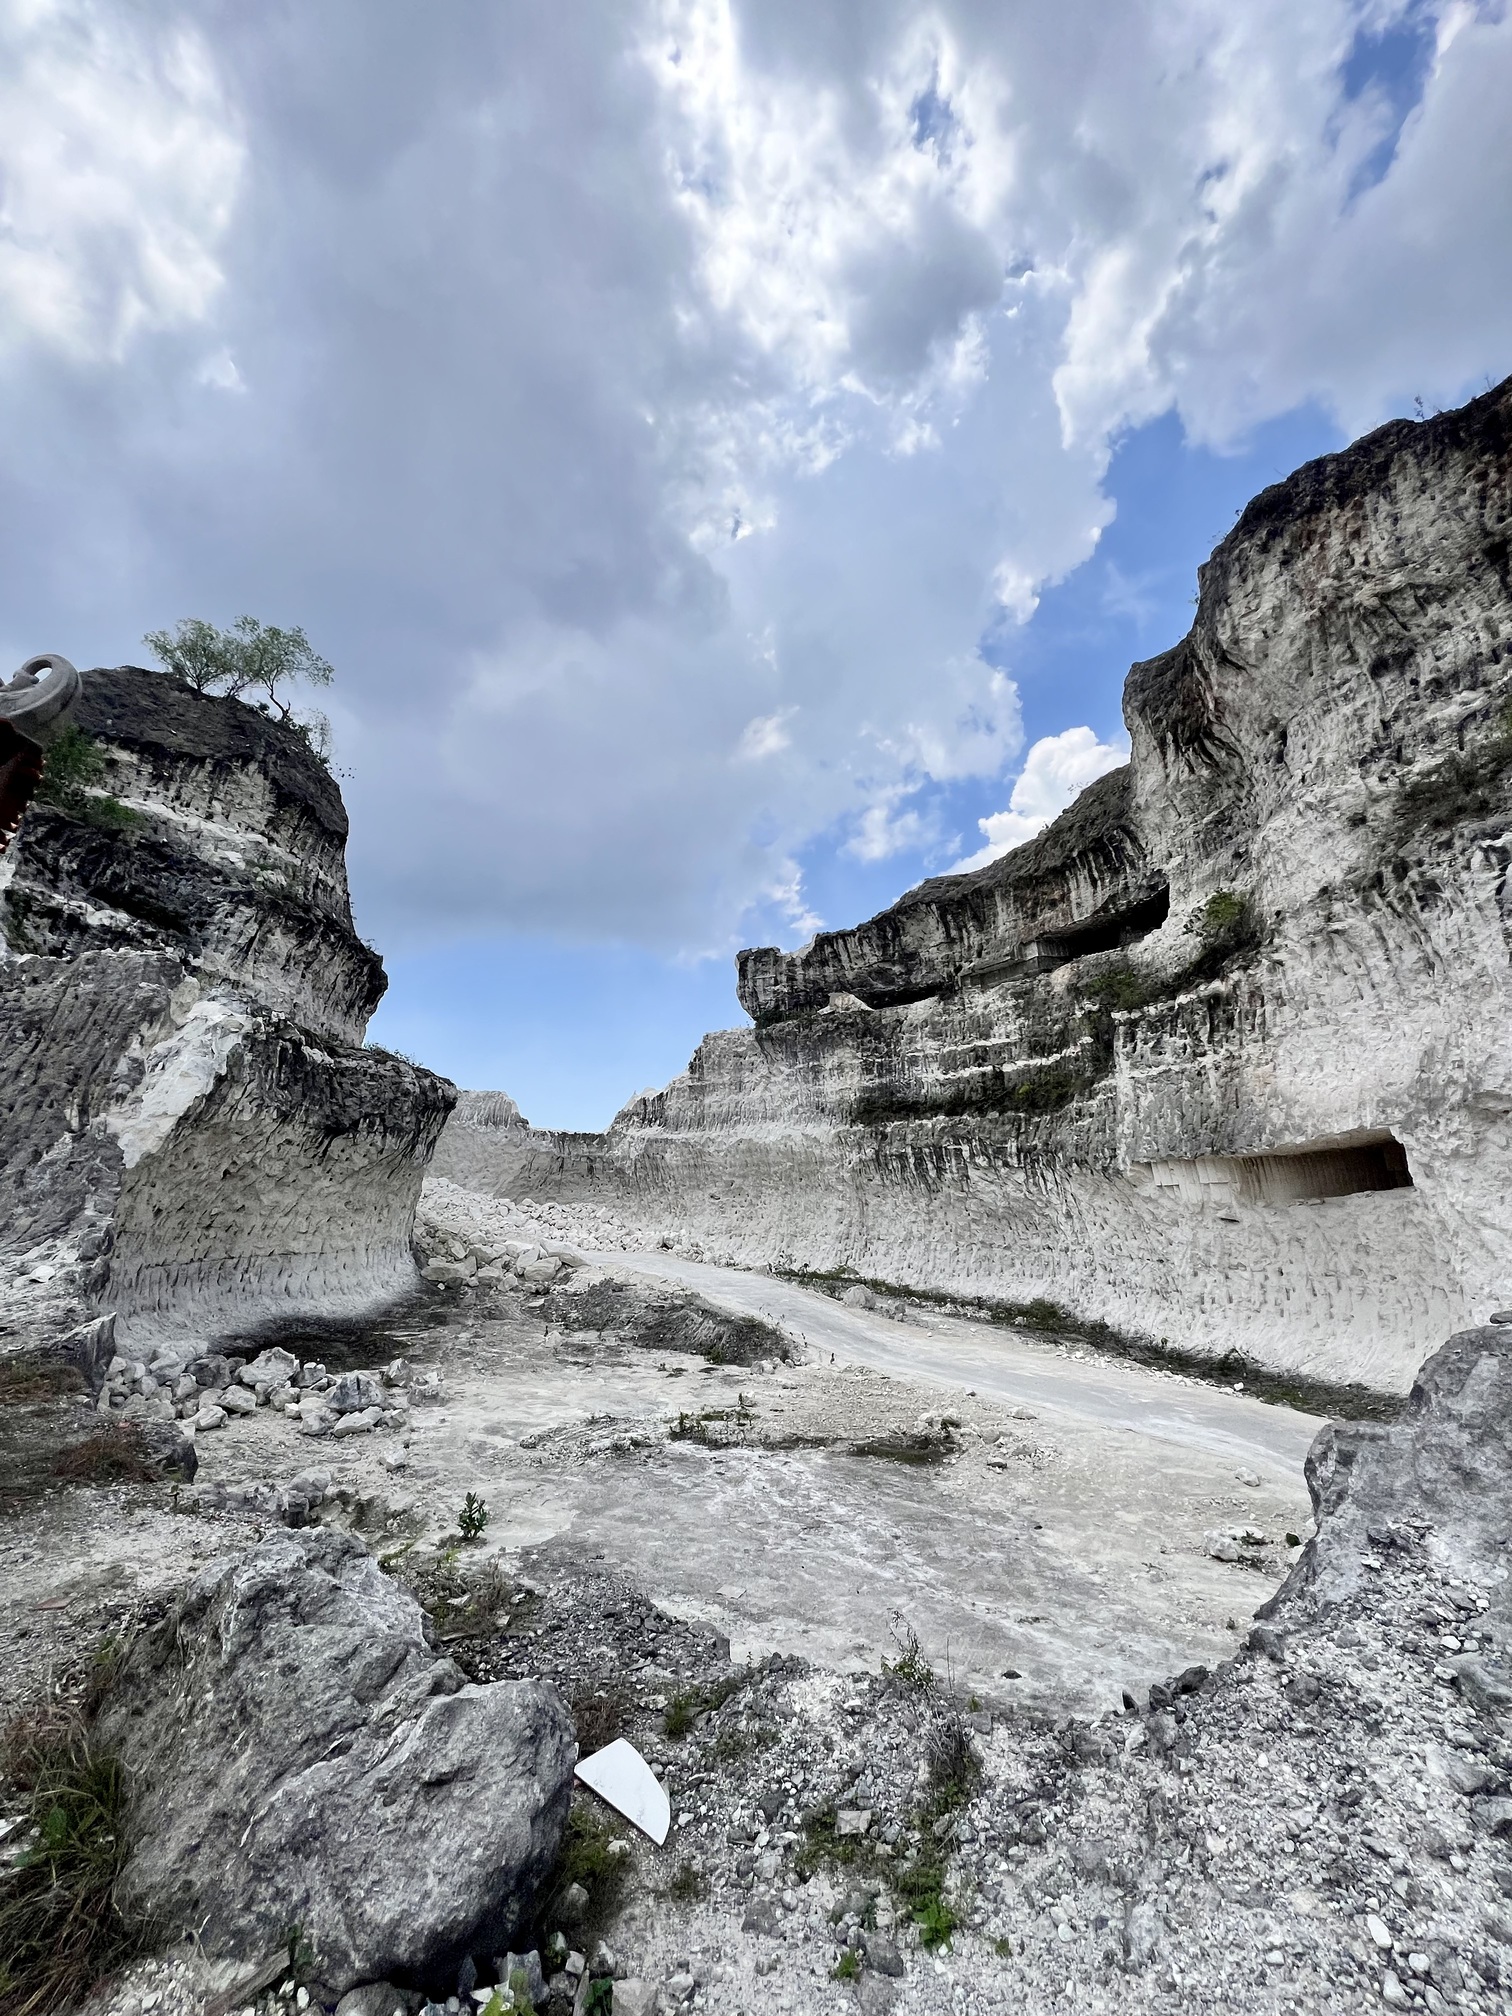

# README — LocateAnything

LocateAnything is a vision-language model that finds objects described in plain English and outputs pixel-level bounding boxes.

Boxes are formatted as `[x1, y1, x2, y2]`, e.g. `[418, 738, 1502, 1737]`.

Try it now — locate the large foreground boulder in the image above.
[1289, 1321, 1512, 1606]
[99, 1528, 574, 1993]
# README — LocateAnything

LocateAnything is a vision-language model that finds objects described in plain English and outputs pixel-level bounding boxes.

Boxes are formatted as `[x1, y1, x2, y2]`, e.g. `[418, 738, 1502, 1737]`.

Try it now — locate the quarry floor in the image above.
[11, 1235, 1511, 2016]
[1, 1249, 1317, 1723]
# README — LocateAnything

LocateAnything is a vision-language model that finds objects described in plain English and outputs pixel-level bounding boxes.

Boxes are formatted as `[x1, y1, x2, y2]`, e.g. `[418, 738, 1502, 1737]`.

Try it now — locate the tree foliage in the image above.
[143, 618, 335, 760]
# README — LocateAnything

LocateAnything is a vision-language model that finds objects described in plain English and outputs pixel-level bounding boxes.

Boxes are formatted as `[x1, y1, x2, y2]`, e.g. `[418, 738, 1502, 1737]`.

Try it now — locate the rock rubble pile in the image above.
[92, 1337, 434, 1441]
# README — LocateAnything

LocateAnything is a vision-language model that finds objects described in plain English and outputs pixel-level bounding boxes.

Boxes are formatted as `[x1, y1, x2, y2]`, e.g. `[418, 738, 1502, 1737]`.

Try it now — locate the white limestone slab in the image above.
[574, 1737, 670, 1845]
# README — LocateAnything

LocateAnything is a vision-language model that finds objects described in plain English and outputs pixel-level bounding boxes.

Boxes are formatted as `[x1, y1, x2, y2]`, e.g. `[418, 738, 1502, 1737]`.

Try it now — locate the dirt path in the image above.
[591, 1248, 1322, 1473]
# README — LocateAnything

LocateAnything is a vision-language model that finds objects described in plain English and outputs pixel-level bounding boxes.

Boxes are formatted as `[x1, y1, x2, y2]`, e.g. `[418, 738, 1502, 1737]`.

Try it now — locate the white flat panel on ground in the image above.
[574, 1738, 671, 1845]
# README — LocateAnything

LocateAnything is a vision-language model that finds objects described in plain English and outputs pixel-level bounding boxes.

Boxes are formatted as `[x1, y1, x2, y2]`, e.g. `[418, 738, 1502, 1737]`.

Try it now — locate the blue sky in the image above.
[0, 2, 1506, 1129]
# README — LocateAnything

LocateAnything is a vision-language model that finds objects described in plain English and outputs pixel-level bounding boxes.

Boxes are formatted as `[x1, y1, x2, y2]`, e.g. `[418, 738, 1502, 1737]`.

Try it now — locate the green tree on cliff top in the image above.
[144, 616, 334, 760]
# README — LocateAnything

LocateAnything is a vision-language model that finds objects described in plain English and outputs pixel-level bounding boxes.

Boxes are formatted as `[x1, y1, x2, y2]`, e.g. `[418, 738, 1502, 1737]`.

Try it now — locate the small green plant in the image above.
[664, 1690, 698, 1740]
[665, 1859, 705, 1903]
[831, 1948, 862, 1980]
[0, 1710, 146, 2016]
[1075, 960, 1151, 1014]
[1187, 888, 1249, 942]
[82, 1637, 125, 1719]
[894, 1853, 959, 1950]
[34, 726, 137, 830]
[36, 724, 104, 805]
[993, 1934, 1014, 1958]
[282, 1922, 316, 1984]
[457, 1492, 490, 1542]
[533, 1804, 630, 1952]
[883, 1612, 935, 1691]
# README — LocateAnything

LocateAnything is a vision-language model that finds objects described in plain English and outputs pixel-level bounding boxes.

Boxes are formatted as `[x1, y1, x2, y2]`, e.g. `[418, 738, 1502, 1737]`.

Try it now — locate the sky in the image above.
[0, 1, 1507, 1127]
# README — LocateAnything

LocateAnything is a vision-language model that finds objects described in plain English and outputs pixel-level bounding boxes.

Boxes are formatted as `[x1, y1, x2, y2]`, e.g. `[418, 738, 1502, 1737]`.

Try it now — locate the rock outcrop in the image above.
[0, 666, 454, 1354]
[98, 1528, 574, 1994]
[436, 375, 1512, 1394]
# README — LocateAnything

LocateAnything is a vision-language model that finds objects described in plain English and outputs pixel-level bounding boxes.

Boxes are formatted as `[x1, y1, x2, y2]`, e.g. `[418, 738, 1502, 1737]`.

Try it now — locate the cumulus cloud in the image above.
[0, 0, 1505, 962]
[955, 726, 1129, 870]
[0, 0, 240, 362]
[738, 708, 797, 760]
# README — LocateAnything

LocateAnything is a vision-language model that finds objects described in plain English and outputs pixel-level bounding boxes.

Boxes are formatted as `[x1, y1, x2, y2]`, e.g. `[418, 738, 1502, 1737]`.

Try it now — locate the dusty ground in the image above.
[0, 1225, 1315, 1725]
[14, 1185, 1508, 2016]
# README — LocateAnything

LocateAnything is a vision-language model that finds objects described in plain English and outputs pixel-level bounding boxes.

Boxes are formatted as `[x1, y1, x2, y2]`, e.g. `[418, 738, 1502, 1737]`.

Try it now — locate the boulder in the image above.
[517, 1257, 564, 1285]
[331, 1404, 384, 1437]
[138, 1418, 199, 1481]
[98, 1528, 574, 1995]
[330, 1369, 387, 1414]
[334, 1989, 408, 2016]
[422, 1258, 476, 1286]
[239, 1346, 302, 1391]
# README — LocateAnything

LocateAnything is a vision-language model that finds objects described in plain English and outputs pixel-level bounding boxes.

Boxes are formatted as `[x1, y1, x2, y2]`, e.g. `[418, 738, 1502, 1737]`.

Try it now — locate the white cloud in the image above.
[846, 788, 934, 863]
[0, 0, 1505, 965]
[0, 0, 241, 363]
[737, 707, 796, 759]
[955, 725, 1129, 870]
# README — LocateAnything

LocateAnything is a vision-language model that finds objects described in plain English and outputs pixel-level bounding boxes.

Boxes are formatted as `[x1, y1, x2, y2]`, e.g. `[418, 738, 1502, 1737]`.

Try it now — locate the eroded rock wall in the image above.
[437, 378, 1512, 1394]
[0, 669, 453, 1353]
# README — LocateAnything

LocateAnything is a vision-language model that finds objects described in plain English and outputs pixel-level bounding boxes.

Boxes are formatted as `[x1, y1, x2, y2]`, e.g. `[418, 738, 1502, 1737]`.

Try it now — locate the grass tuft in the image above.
[51, 1426, 158, 1486]
[664, 1669, 746, 1742]
[571, 1687, 626, 1757]
[533, 1803, 630, 1953]
[883, 1612, 934, 1691]
[0, 1708, 146, 2016]
[0, 1357, 84, 1406]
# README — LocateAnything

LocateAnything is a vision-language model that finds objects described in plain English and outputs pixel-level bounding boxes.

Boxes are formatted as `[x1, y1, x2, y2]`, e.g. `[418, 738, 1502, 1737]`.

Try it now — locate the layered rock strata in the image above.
[0, 666, 453, 1352]
[437, 377, 1512, 1394]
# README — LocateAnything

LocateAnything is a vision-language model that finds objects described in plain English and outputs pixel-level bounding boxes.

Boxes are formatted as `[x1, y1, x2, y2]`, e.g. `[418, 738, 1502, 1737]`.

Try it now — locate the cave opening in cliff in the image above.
[1025, 885, 1171, 970]
[1139, 1132, 1414, 1207]
[1233, 1134, 1413, 1204]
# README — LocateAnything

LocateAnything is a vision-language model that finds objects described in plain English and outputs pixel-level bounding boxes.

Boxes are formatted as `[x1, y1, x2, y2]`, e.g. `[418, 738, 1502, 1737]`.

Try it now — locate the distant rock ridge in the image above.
[0, 666, 455, 1353]
[436, 374, 1512, 1395]
[738, 763, 1163, 1022]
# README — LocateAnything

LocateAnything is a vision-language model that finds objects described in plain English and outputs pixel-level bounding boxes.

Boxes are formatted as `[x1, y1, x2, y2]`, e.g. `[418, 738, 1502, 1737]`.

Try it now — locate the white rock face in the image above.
[0, 670, 454, 1352]
[436, 378, 1512, 1395]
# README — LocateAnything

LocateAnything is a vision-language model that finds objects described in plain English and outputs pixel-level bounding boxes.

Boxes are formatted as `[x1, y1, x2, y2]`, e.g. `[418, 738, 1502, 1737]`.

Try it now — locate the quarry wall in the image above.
[436, 378, 1512, 1395]
[0, 667, 454, 1352]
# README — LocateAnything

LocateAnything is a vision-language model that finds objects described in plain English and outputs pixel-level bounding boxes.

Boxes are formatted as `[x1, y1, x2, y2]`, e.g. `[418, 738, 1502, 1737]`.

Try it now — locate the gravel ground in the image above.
[4, 1231, 1505, 2016]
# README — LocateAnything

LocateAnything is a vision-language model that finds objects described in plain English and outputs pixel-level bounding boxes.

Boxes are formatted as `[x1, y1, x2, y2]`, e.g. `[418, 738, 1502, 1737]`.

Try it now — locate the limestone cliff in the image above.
[437, 376, 1512, 1395]
[0, 666, 454, 1352]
